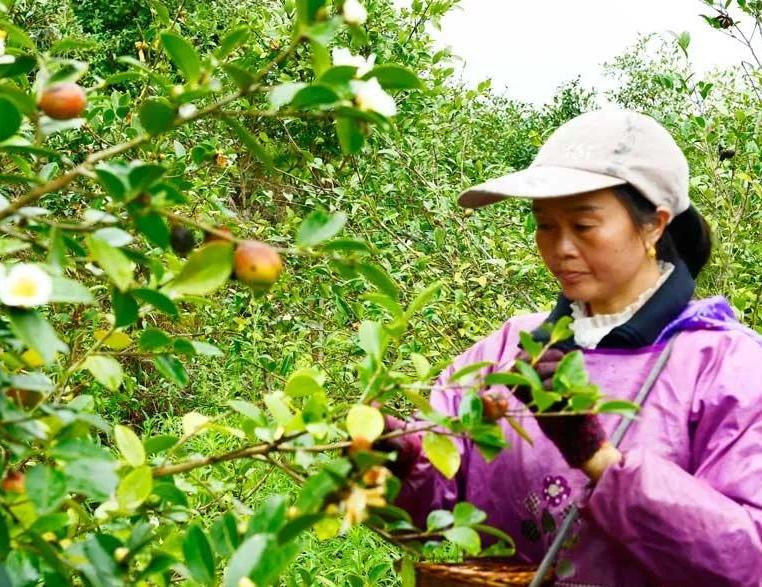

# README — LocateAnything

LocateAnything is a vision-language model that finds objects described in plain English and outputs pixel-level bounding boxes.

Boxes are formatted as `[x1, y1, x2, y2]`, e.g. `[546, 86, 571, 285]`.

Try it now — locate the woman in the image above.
[389, 110, 762, 586]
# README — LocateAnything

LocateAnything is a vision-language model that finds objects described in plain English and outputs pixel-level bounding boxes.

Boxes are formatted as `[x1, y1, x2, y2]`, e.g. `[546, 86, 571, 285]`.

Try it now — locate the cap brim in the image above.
[457, 166, 627, 208]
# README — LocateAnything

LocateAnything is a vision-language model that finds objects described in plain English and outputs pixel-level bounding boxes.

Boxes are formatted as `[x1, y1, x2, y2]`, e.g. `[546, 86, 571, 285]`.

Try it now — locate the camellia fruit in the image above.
[170, 225, 196, 256]
[233, 240, 283, 292]
[482, 391, 509, 422]
[38, 83, 87, 120]
[2, 470, 24, 493]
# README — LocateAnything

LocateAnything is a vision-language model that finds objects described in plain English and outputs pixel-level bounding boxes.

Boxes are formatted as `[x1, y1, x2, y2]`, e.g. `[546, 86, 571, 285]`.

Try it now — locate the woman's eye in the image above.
[575, 224, 594, 232]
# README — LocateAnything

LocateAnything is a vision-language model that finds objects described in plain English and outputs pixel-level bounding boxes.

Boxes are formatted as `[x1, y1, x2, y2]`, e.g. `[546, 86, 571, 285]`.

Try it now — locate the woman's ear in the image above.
[644, 207, 672, 249]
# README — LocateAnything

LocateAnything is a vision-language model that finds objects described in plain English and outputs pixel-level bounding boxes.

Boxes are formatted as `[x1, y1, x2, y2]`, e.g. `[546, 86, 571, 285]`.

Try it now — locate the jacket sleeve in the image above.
[582, 332, 762, 587]
[393, 319, 523, 528]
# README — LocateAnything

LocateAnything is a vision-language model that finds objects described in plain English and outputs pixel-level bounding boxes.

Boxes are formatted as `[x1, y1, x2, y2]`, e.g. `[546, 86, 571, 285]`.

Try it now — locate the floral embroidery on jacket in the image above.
[542, 474, 571, 507]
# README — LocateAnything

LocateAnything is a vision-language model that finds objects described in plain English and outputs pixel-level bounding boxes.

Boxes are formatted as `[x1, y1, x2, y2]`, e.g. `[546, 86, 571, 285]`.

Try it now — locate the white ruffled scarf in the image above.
[570, 261, 675, 349]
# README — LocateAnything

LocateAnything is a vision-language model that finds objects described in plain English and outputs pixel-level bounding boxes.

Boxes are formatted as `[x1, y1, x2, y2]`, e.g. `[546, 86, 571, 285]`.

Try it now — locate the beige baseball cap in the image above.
[457, 109, 690, 219]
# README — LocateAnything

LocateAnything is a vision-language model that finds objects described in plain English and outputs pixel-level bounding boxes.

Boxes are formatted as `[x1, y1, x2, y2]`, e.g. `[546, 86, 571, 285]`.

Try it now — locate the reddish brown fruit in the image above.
[233, 240, 283, 292]
[482, 392, 509, 422]
[203, 226, 233, 244]
[5, 388, 43, 409]
[348, 437, 373, 456]
[38, 83, 87, 120]
[2, 470, 25, 493]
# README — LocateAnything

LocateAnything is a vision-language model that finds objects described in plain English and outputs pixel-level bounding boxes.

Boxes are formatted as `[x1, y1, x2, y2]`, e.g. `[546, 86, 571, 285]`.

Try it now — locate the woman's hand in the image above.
[512, 349, 615, 479]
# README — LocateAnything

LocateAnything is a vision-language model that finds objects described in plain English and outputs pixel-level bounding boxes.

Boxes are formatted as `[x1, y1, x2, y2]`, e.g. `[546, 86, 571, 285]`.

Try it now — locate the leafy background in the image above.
[2, 0, 761, 584]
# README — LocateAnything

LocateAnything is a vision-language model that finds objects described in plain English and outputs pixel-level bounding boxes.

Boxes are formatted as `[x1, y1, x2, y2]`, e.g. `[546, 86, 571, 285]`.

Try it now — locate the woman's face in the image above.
[532, 189, 667, 313]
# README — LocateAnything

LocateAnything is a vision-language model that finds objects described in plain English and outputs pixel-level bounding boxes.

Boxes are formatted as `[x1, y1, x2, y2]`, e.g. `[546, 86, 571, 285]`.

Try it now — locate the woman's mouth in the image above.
[557, 271, 588, 285]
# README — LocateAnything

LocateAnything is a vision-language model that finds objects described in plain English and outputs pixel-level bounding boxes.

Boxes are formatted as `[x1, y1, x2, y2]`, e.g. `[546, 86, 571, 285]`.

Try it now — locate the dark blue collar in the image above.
[532, 260, 695, 351]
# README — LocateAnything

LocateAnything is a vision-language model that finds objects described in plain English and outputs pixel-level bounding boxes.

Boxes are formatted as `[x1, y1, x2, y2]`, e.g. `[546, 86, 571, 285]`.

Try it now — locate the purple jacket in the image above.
[397, 297, 762, 586]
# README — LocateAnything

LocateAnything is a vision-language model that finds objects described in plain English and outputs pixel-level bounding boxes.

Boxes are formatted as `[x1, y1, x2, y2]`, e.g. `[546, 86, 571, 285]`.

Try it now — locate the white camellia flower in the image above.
[0, 264, 53, 308]
[178, 103, 198, 119]
[0, 31, 14, 65]
[331, 48, 376, 78]
[342, 0, 368, 25]
[350, 78, 397, 117]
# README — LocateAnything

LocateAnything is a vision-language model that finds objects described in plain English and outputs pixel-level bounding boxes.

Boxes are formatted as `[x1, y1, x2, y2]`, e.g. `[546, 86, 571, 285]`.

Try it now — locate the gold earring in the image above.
[647, 245, 657, 260]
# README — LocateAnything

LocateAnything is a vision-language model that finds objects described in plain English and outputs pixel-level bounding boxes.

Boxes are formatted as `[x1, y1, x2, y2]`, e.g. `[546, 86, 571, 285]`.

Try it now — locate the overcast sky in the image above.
[411, 0, 753, 105]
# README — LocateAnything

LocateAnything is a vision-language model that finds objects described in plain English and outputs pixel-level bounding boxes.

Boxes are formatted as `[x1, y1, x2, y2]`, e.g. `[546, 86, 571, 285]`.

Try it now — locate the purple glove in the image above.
[513, 350, 606, 468]
[373, 414, 422, 479]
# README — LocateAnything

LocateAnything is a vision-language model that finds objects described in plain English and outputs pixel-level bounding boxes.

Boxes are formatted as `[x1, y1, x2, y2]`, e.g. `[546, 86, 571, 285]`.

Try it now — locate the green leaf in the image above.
[597, 400, 640, 417]
[296, 210, 347, 247]
[224, 535, 269, 587]
[49, 277, 93, 304]
[49, 36, 98, 55]
[160, 32, 202, 83]
[147, 0, 171, 24]
[320, 238, 371, 254]
[426, 510, 453, 532]
[95, 164, 129, 200]
[422, 432, 460, 479]
[144, 434, 178, 455]
[363, 65, 423, 90]
[362, 293, 403, 319]
[448, 361, 492, 383]
[167, 241, 233, 296]
[135, 211, 170, 248]
[443, 526, 481, 555]
[356, 262, 398, 300]
[290, 84, 340, 109]
[550, 316, 573, 344]
[101, 223, 138, 253]
[519, 331, 543, 362]
[7, 308, 68, 364]
[114, 424, 145, 467]
[112, 288, 138, 327]
[87, 235, 133, 291]
[269, 81, 307, 109]
[404, 281, 441, 319]
[228, 400, 266, 425]
[452, 502, 487, 527]
[223, 117, 273, 169]
[223, 62, 257, 91]
[132, 288, 179, 317]
[116, 465, 153, 511]
[0, 515, 9, 560]
[191, 341, 223, 356]
[216, 25, 250, 59]
[0, 96, 21, 141]
[0, 54, 36, 79]
[263, 392, 294, 426]
[346, 404, 384, 442]
[358, 320, 387, 359]
[183, 524, 216, 585]
[139, 98, 177, 136]
[473, 524, 516, 554]
[484, 372, 530, 387]
[64, 459, 118, 500]
[458, 391, 483, 427]
[285, 368, 324, 398]
[0, 19, 35, 50]
[335, 117, 365, 154]
[552, 350, 588, 390]
[154, 354, 189, 387]
[83, 355, 123, 391]
[139, 328, 172, 350]
[25, 465, 67, 514]
[319, 65, 358, 86]
[411, 353, 431, 378]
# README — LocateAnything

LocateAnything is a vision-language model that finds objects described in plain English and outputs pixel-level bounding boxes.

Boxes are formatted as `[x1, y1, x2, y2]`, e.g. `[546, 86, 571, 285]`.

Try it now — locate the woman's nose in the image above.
[554, 231, 578, 258]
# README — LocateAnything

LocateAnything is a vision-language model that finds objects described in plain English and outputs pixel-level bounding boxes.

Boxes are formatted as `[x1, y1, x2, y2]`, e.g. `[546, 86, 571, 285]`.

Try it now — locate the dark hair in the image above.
[613, 184, 712, 279]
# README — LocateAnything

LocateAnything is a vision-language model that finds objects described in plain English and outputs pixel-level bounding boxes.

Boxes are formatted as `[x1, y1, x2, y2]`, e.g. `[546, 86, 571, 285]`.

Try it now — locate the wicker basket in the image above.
[415, 560, 553, 587]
